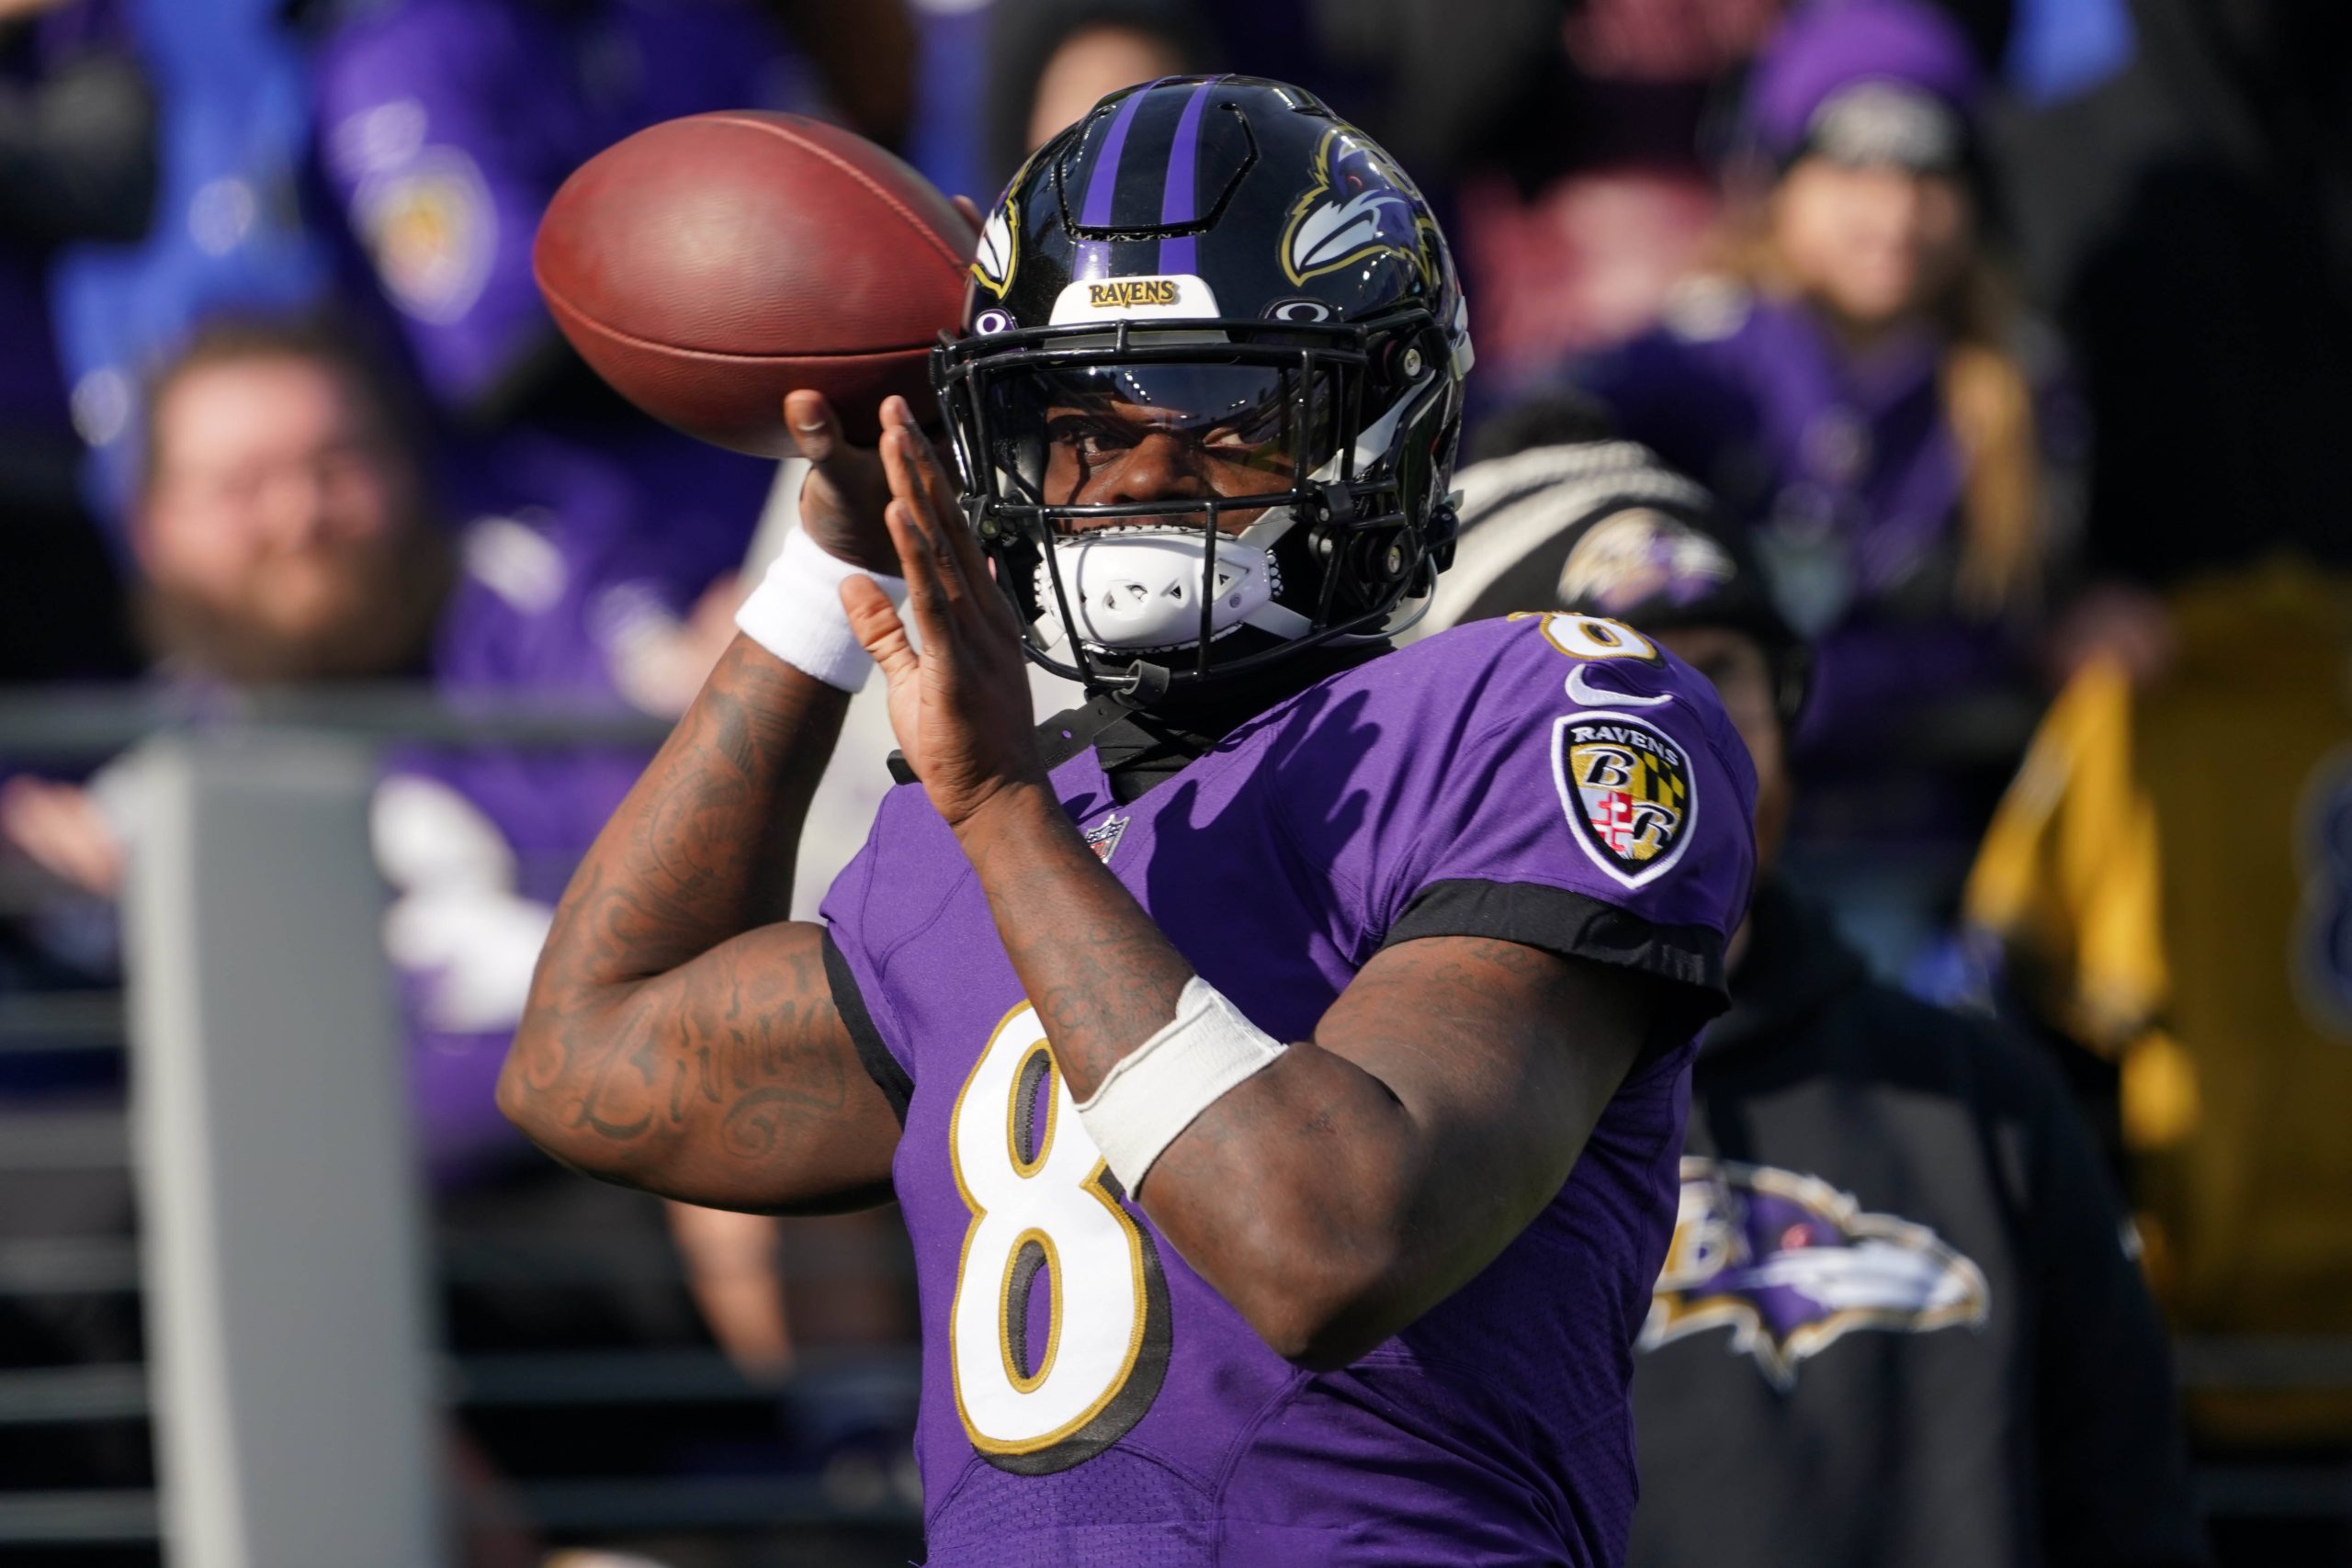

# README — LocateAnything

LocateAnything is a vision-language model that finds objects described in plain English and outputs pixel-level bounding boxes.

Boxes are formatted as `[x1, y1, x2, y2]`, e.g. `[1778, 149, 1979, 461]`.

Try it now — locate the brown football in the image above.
[534, 111, 974, 453]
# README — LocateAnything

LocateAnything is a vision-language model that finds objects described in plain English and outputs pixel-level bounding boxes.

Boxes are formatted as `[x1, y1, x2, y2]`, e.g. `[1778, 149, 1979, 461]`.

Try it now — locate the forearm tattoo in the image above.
[507, 640, 878, 1195]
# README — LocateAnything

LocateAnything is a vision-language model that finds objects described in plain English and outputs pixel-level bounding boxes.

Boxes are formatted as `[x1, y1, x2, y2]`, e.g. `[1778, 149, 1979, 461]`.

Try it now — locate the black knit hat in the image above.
[1433, 439, 1812, 728]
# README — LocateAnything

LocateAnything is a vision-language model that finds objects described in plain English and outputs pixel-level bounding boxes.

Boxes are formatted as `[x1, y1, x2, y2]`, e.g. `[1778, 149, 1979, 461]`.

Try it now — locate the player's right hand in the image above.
[786, 197, 981, 577]
[785, 389, 903, 579]
[843, 397, 1046, 835]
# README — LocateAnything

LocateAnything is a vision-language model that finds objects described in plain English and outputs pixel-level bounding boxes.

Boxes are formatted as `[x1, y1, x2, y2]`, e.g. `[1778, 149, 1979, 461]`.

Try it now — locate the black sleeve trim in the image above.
[821, 929, 912, 1126]
[1382, 879, 1731, 1049]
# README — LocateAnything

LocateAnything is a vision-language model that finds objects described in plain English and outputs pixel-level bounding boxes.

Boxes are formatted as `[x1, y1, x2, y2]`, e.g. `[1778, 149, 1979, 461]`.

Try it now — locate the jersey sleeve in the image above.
[816, 786, 931, 1122]
[821, 924, 911, 1125]
[1288, 615, 1757, 1031]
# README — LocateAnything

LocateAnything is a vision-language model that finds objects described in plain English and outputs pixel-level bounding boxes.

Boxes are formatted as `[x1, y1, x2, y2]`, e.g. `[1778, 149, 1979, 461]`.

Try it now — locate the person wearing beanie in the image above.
[1429, 438, 2205, 1568]
[1563, 0, 2086, 975]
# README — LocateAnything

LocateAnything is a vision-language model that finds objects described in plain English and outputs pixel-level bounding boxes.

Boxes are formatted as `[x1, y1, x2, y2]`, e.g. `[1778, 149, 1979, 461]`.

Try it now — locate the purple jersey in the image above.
[821, 614, 1757, 1565]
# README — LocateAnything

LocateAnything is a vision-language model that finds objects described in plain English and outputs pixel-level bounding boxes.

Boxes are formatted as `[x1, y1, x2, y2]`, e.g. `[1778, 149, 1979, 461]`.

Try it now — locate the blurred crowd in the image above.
[0, 0, 2346, 1564]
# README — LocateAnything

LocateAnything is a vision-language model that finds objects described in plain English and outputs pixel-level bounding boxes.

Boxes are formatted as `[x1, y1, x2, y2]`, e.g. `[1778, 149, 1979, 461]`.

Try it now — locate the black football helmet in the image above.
[933, 76, 1474, 700]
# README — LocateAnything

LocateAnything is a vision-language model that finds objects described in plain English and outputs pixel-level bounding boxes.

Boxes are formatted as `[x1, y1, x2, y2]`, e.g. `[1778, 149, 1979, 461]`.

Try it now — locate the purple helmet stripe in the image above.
[1072, 87, 1151, 281]
[1155, 81, 1215, 276]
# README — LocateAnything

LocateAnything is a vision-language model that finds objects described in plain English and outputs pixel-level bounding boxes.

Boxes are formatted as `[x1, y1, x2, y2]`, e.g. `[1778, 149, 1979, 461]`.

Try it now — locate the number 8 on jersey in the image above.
[947, 1005, 1173, 1472]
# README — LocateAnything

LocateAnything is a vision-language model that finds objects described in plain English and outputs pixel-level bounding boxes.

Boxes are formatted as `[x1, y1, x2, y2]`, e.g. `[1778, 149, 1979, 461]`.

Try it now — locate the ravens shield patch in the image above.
[1553, 710, 1696, 888]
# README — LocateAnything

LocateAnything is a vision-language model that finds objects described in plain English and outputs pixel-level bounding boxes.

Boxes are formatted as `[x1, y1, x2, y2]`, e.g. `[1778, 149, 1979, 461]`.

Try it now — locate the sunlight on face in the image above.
[1042, 397, 1301, 534]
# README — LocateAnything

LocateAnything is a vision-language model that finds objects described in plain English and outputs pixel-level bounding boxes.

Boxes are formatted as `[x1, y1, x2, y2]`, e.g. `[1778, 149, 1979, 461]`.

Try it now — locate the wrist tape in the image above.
[1073, 976, 1287, 1194]
[734, 527, 909, 692]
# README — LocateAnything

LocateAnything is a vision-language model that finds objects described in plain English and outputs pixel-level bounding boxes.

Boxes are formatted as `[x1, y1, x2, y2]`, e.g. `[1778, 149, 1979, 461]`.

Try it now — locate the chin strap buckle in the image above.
[1115, 660, 1173, 706]
[1316, 481, 1363, 527]
[1425, 491, 1464, 573]
[1308, 482, 1363, 568]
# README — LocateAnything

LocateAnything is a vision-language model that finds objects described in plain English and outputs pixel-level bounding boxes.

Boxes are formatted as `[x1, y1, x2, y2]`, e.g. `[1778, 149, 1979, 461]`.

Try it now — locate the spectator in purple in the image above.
[0, 321, 797, 1450]
[6, 318, 740, 1152]
[1566, 0, 2084, 973]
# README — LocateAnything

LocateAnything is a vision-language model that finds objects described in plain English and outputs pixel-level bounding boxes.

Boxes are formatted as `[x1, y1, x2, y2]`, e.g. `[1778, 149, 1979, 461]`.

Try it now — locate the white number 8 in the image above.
[1531, 610, 1657, 660]
[947, 1004, 1170, 1472]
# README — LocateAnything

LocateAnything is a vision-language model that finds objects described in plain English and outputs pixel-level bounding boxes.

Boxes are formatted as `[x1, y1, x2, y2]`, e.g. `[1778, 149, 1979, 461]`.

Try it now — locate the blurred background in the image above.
[0, 0, 2346, 1564]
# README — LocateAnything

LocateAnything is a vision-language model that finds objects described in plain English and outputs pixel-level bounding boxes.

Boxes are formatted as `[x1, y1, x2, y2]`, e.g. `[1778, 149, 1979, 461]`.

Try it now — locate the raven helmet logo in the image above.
[1644, 1159, 1991, 1389]
[972, 199, 1018, 299]
[1553, 710, 1694, 888]
[1282, 128, 1437, 288]
[1556, 510, 1736, 615]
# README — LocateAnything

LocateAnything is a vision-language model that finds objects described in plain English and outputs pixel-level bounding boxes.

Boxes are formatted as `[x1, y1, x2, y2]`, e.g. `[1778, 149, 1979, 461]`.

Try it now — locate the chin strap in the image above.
[1030, 509, 1309, 657]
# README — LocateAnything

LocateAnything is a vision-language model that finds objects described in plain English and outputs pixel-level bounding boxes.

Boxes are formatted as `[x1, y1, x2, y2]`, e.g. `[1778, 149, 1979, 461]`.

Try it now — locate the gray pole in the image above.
[124, 734, 441, 1568]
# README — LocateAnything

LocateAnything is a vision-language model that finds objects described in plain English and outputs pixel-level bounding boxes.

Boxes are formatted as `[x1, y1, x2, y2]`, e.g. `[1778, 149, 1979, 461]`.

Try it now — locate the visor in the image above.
[979, 357, 1341, 519]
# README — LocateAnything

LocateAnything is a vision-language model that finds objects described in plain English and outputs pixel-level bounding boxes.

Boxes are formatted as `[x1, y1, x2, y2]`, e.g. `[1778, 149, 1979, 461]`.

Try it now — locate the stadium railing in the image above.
[0, 689, 921, 1567]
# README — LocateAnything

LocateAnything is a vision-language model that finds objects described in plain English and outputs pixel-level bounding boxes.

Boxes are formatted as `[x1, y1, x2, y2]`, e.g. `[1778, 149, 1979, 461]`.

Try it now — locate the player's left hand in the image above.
[843, 395, 1047, 834]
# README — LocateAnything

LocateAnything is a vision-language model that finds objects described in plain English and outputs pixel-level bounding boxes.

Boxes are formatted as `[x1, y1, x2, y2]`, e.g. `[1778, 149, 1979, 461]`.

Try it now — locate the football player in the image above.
[502, 78, 1756, 1564]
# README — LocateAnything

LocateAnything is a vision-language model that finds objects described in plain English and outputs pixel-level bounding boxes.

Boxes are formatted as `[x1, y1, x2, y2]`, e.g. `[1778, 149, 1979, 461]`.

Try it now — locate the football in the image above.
[534, 111, 975, 453]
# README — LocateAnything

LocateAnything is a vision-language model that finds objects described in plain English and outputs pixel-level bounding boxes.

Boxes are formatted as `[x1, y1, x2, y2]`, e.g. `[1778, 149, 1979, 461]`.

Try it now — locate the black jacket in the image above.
[1628, 880, 2206, 1568]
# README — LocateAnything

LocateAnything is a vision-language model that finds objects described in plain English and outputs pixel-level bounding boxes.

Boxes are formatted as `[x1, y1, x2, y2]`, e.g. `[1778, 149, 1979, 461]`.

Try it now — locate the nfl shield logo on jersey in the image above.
[1082, 813, 1130, 864]
[1553, 711, 1696, 888]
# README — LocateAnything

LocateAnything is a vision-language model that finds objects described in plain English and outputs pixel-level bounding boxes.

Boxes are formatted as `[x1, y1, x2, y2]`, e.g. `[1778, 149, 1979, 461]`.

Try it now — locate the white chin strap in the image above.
[1032, 513, 1312, 654]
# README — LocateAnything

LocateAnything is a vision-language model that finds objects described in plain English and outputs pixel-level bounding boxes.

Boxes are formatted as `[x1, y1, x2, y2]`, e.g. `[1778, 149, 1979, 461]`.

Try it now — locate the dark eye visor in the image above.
[989, 358, 1341, 505]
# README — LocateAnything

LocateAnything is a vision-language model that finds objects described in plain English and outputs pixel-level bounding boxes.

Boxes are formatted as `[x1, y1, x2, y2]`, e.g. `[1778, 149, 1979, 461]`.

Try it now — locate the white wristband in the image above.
[1074, 976, 1287, 1193]
[734, 527, 909, 692]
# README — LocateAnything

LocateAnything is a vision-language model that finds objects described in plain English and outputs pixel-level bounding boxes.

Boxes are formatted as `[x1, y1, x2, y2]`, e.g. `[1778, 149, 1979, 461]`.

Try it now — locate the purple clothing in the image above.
[822, 615, 1758, 1565]
[1741, 0, 1984, 160]
[0, 250, 65, 435]
[419, 432, 718, 863]
[50, 0, 336, 523]
[314, 0, 808, 410]
[1574, 288, 2077, 773]
[311, 0, 791, 598]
